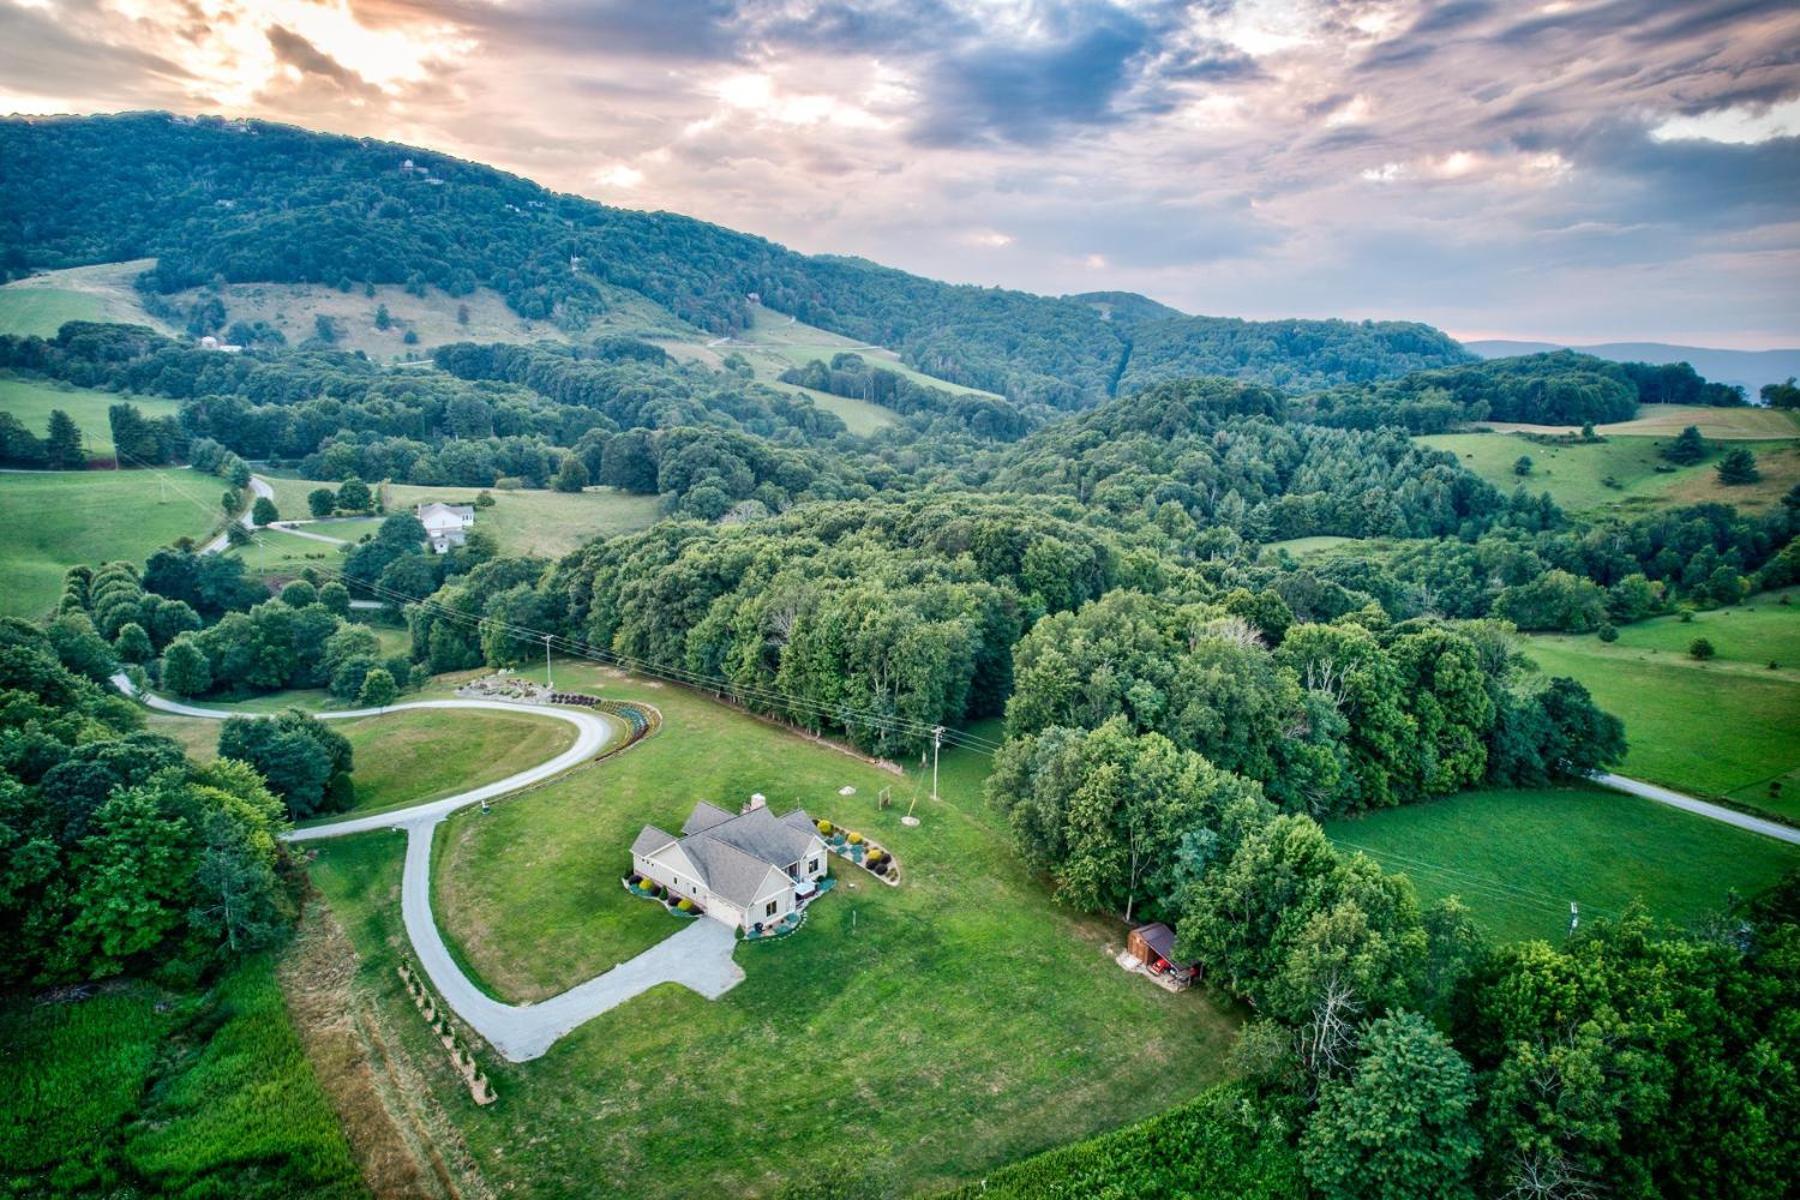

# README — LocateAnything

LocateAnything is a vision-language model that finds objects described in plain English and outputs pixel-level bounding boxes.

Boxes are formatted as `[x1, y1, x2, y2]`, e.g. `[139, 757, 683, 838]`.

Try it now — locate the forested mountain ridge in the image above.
[0, 112, 1472, 407]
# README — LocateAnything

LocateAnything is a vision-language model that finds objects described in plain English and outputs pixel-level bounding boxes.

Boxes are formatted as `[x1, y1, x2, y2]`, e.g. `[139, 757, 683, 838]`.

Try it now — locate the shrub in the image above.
[1597, 622, 1618, 643]
[817, 820, 833, 835]
[1689, 637, 1716, 660]
[677, 898, 694, 912]
[848, 832, 863, 845]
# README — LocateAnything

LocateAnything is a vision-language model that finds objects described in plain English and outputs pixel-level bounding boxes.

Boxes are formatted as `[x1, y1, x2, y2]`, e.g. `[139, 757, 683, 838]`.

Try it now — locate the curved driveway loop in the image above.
[114, 675, 746, 1061]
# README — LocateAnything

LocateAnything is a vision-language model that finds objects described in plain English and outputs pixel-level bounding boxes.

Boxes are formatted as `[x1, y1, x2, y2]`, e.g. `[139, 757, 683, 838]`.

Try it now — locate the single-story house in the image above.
[416, 502, 476, 553]
[632, 800, 829, 933]
[1127, 922, 1199, 984]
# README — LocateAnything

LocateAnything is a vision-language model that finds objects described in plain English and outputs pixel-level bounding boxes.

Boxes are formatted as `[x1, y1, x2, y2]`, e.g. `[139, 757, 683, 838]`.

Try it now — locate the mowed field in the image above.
[0, 260, 175, 338]
[1479, 403, 1800, 439]
[1420, 430, 1800, 515]
[0, 469, 219, 618]
[148, 704, 579, 820]
[0, 375, 184, 460]
[309, 672, 1240, 1199]
[257, 474, 663, 560]
[1324, 785, 1799, 944]
[1527, 591, 1800, 819]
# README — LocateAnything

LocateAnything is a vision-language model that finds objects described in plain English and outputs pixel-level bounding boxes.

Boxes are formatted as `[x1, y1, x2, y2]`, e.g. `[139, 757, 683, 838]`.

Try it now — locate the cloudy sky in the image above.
[3, 0, 1798, 346]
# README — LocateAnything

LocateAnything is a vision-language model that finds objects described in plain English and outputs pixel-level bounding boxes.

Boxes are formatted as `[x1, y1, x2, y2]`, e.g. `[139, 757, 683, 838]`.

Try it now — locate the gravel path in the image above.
[1594, 773, 1800, 845]
[114, 674, 745, 1060]
[265, 521, 352, 546]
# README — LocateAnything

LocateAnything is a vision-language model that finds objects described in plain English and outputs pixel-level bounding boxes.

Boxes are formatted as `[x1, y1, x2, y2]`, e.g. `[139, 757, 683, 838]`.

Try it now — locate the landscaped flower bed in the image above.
[813, 819, 901, 885]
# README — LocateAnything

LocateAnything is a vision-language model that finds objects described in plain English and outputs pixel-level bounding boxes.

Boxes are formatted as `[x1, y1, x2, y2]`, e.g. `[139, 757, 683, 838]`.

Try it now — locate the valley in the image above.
[0, 108, 1793, 1200]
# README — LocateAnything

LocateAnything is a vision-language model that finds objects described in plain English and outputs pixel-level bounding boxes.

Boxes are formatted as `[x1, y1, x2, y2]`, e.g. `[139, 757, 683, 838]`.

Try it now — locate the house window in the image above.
[765, 900, 778, 917]
[808, 858, 819, 874]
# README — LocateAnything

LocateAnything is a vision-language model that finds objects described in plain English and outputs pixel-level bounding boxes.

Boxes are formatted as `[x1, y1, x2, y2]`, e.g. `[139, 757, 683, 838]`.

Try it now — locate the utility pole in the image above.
[931, 725, 944, 802]
[543, 634, 554, 690]
[1568, 901, 1579, 935]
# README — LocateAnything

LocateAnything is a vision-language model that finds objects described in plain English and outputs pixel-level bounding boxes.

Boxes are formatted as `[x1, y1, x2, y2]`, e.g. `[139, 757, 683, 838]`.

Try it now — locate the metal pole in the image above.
[931, 725, 943, 801]
[544, 634, 553, 690]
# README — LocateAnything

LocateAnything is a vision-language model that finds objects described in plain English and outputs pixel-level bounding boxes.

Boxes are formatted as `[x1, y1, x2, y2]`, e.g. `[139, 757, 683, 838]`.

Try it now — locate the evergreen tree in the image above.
[45, 409, 85, 469]
[1662, 424, 1706, 465]
[1715, 447, 1760, 485]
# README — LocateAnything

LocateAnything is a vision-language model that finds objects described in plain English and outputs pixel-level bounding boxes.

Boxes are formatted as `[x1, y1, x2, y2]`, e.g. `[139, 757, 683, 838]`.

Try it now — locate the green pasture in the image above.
[1479, 403, 1800, 440]
[1527, 594, 1800, 818]
[0, 375, 184, 461]
[0, 468, 219, 619]
[1325, 785, 1799, 944]
[1420, 431, 1799, 516]
[310, 673, 1240, 1198]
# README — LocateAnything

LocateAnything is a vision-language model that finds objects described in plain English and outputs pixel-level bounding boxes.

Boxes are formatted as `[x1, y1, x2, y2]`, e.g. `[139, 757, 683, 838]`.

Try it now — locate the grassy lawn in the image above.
[809, 389, 901, 435]
[1527, 594, 1800, 818]
[1325, 785, 1800, 944]
[0, 468, 220, 619]
[228, 518, 382, 577]
[148, 704, 578, 822]
[1261, 534, 1368, 558]
[259, 473, 662, 559]
[0, 262, 171, 338]
[310, 669, 1241, 1198]
[1419, 431, 1799, 515]
[0, 375, 184, 461]
[0, 956, 363, 1198]
[327, 706, 579, 818]
[1480, 403, 1800, 440]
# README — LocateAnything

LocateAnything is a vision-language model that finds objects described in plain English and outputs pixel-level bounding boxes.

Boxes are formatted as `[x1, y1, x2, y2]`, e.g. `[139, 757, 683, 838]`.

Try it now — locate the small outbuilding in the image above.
[1127, 922, 1198, 984]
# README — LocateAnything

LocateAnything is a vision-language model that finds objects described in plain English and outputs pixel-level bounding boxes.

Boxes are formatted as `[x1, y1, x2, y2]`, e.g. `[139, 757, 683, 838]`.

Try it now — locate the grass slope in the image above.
[0, 376, 184, 460]
[0, 468, 218, 619]
[0, 956, 364, 1199]
[227, 518, 383, 578]
[311, 670, 1240, 1198]
[1527, 594, 1800, 818]
[258, 474, 662, 560]
[1419, 431, 1799, 516]
[165, 277, 692, 362]
[1325, 785, 1800, 944]
[0, 261, 173, 337]
[1479, 403, 1800, 440]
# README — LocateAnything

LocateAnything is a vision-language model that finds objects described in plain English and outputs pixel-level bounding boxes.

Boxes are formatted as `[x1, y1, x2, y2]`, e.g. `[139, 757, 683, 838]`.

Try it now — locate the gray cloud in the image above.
[1, 0, 1796, 345]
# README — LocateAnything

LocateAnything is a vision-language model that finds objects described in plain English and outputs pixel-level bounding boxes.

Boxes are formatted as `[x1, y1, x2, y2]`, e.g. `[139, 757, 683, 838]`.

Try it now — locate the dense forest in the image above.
[0, 113, 1473, 405]
[1302, 350, 1747, 433]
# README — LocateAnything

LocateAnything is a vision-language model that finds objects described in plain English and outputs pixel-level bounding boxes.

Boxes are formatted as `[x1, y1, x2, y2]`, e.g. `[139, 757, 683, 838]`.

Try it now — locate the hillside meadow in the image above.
[0, 468, 219, 619]
[1527, 591, 1800, 819]
[0, 376, 184, 460]
[1324, 785, 1799, 944]
[1478, 403, 1800, 439]
[1419, 430, 1799, 516]
[311, 671, 1241, 1199]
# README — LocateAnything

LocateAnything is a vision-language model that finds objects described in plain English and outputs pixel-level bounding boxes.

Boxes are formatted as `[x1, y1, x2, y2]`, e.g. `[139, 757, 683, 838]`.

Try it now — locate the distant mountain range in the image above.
[1465, 340, 1799, 398]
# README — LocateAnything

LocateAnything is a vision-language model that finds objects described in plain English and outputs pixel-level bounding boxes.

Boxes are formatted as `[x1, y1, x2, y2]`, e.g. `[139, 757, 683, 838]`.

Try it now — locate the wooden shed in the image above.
[1127, 922, 1198, 982]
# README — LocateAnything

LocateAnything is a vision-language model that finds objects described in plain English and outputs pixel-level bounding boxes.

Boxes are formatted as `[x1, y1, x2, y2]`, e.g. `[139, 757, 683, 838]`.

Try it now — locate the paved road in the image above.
[1594, 773, 1800, 846]
[115, 675, 745, 1059]
[199, 474, 275, 554]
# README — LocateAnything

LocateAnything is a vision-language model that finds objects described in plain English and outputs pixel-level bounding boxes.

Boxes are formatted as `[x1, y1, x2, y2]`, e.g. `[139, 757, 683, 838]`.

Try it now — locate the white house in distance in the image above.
[632, 800, 828, 932]
[415, 502, 475, 553]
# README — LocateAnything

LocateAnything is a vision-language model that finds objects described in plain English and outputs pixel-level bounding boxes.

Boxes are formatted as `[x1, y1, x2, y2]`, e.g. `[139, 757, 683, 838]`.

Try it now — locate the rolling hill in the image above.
[0, 112, 1470, 408]
[1466, 339, 1800, 397]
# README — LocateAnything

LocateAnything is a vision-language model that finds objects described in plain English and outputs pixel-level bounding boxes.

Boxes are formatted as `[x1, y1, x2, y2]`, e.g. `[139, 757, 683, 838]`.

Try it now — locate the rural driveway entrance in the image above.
[113, 674, 746, 1061]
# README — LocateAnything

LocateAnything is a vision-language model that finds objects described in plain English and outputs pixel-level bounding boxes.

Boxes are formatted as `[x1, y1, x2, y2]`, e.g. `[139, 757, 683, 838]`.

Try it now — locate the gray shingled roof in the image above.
[680, 836, 784, 908]
[681, 801, 735, 837]
[639, 803, 823, 909]
[631, 825, 675, 857]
